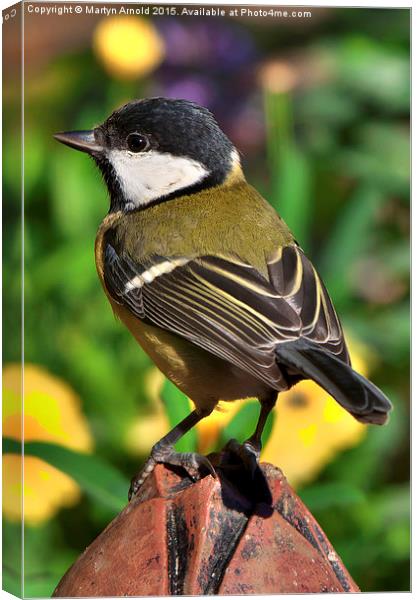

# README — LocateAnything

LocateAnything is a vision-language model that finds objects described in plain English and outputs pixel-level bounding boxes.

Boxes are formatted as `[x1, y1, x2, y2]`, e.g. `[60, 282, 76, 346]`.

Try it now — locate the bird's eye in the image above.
[127, 133, 149, 153]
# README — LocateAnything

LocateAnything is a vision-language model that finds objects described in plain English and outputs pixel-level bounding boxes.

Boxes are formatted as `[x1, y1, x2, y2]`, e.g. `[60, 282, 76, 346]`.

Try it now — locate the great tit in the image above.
[54, 98, 392, 498]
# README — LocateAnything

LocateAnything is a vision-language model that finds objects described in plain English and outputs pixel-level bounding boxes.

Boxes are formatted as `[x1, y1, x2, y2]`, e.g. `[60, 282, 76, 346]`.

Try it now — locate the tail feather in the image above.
[276, 339, 392, 425]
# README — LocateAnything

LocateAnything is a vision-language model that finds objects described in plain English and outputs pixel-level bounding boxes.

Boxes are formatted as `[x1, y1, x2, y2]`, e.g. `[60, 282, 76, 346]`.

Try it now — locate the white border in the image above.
[0, 1, 412, 599]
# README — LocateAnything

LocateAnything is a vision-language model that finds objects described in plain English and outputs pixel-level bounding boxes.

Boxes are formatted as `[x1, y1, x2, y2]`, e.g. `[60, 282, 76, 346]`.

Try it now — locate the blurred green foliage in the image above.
[3, 7, 409, 595]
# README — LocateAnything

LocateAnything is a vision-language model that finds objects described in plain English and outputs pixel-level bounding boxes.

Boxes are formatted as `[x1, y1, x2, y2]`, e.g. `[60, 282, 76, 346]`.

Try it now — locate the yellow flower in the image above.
[93, 17, 165, 80]
[3, 364, 93, 525]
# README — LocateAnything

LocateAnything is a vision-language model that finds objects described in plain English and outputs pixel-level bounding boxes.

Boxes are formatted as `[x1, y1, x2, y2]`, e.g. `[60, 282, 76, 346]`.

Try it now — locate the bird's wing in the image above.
[104, 242, 347, 390]
[266, 244, 348, 361]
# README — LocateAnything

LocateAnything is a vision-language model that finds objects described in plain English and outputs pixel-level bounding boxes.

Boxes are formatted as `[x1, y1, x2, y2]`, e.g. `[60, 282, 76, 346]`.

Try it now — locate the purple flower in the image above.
[153, 74, 215, 107]
[156, 18, 257, 70]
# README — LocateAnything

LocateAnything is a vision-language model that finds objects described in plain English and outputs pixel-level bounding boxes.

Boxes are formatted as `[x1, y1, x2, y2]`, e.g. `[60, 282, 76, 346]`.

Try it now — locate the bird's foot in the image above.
[128, 442, 217, 500]
[224, 438, 261, 479]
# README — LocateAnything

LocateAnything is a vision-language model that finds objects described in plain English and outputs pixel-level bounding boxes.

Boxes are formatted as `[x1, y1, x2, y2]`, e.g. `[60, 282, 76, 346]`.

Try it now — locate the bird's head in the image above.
[54, 97, 242, 212]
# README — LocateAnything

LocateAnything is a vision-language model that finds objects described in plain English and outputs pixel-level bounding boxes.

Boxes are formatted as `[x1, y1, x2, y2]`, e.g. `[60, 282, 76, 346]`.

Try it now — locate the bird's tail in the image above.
[275, 339, 392, 425]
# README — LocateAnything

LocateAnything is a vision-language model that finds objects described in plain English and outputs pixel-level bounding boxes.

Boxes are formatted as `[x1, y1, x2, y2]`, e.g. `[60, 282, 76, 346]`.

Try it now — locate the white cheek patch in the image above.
[108, 149, 209, 208]
[230, 148, 241, 168]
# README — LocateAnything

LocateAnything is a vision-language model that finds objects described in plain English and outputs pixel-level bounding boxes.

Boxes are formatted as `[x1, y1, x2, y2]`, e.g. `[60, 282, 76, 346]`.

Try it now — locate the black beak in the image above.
[53, 130, 103, 154]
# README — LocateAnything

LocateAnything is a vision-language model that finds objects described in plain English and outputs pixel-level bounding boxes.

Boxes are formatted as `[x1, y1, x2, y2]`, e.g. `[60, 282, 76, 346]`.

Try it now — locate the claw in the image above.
[224, 438, 261, 479]
[195, 453, 217, 479]
[128, 456, 157, 500]
[128, 445, 217, 501]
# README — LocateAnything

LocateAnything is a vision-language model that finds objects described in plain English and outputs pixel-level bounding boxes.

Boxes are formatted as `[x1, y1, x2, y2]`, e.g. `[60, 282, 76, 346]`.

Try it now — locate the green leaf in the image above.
[363, 485, 410, 531]
[273, 147, 312, 248]
[48, 149, 105, 239]
[336, 36, 410, 112]
[299, 482, 365, 512]
[264, 90, 313, 249]
[160, 379, 197, 453]
[323, 391, 407, 491]
[4, 438, 128, 512]
[24, 576, 62, 598]
[3, 133, 22, 198]
[337, 123, 410, 196]
[345, 303, 410, 362]
[2, 520, 22, 597]
[298, 86, 359, 127]
[21, 520, 79, 598]
[3, 570, 22, 598]
[28, 240, 96, 299]
[319, 185, 385, 306]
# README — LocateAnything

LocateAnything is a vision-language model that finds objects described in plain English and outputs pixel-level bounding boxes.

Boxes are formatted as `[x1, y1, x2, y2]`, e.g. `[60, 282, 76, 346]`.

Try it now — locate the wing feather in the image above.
[103, 242, 348, 389]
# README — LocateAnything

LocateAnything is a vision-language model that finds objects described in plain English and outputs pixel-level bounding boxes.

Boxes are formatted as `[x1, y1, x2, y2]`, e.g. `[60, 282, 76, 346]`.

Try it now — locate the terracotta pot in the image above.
[54, 455, 359, 596]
